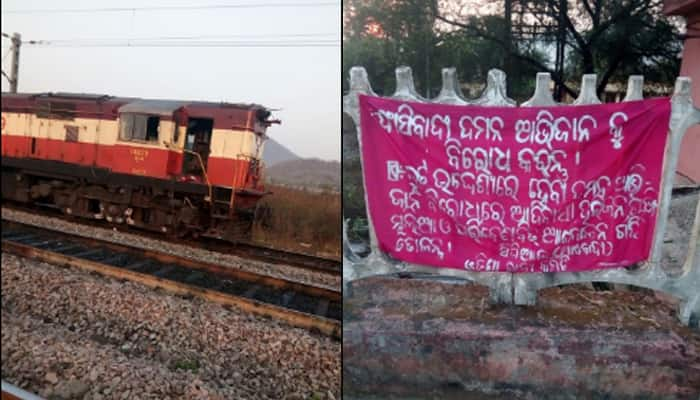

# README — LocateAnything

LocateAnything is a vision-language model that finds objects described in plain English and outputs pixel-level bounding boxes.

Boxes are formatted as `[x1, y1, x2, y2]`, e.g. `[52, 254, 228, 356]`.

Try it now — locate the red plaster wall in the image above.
[666, 1, 700, 185]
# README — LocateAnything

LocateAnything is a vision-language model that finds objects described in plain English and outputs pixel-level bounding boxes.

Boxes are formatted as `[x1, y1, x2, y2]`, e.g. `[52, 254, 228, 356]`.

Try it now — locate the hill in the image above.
[265, 158, 340, 192]
[263, 138, 300, 167]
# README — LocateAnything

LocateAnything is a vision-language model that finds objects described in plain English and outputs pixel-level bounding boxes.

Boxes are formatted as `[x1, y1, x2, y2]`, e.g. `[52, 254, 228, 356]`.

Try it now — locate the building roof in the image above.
[663, 0, 700, 15]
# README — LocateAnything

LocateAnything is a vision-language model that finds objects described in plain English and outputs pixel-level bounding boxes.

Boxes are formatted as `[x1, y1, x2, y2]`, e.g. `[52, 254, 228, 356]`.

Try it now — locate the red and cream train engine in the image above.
[1, 92, 279, 241]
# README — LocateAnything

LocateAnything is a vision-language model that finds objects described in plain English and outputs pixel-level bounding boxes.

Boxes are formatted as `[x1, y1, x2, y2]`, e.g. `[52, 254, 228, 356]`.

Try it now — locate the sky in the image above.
[0, 0, 341, 161]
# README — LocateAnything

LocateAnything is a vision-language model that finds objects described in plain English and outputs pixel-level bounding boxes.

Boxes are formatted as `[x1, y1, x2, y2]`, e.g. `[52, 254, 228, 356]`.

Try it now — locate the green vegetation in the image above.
[173, 358, 200, 372]
[343, 0, 682, 100]
[254, 184, 341, 257]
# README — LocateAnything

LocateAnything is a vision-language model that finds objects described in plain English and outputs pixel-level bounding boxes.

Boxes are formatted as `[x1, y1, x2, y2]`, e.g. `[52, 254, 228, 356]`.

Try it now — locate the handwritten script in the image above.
[359, 95, 671, 273]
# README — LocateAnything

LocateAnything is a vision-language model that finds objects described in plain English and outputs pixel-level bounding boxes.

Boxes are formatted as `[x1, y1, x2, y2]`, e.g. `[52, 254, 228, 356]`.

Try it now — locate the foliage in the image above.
[432, 15, 547, 100]
[253, 185, 341, 256]
[343, 0, 439, 96]
[341, 113, 366, 222]
[173, 359, 200, 371]
[344, 0, 682, 99]
[344, 0, 549, 101]
[435, 0, 682, 97]
[563, 1, 682, 86]
[347, 217, 369, 242]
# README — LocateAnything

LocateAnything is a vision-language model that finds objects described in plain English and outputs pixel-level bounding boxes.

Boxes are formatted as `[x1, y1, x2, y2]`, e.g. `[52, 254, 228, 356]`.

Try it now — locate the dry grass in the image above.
[252, 185, 340, 258]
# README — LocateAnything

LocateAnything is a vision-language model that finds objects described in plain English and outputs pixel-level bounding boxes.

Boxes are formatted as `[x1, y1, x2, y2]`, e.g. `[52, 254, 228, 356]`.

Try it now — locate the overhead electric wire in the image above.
[1, 30, 340, 47]
[32, 32, 337, 43]
[23, 41, 340, 48]
[2, 2, 337, 14]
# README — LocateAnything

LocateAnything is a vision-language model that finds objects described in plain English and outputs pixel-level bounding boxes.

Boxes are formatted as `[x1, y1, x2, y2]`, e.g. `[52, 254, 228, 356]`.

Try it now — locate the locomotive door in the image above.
[35, 117, 50, 158]
[183, 118, 213, 176]
[20, 113, 33, 158]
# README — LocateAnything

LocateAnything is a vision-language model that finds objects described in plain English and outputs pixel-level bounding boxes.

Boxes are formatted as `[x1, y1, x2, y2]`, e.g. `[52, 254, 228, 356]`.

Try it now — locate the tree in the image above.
[435, 0, 683, 99]
[344, 0, 439, 97]
[344, 0, 555, 101]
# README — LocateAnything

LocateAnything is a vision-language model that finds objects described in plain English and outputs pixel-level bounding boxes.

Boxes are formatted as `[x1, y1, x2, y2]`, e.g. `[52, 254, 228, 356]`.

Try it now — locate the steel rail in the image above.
[1, 220, 341, 338]
[1, 381, 44, 400]
[2, 203, 341, 275]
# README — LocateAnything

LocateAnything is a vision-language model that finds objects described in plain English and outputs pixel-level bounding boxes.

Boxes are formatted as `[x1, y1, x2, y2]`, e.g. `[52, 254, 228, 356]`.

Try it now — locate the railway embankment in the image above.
[1, 254, 340, 399]
[1, 207, 339, 290]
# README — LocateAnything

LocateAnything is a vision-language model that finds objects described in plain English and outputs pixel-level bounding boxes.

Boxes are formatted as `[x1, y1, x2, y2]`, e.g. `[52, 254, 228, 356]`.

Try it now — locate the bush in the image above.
[253, 185, 341, 257]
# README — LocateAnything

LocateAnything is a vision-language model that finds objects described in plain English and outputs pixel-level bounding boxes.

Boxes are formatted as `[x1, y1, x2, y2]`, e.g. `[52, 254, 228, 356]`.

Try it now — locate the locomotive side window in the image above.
[145, 116, 159, 141]
[132, 114, 148, 141]
[65, 126, 79, 142]
[36, 100, 76, 120]
[119, 113, 160, 142]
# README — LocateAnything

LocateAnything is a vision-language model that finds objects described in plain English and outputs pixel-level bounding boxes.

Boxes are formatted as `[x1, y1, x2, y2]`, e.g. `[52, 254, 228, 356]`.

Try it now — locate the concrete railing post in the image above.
[343, 65, 700, 326]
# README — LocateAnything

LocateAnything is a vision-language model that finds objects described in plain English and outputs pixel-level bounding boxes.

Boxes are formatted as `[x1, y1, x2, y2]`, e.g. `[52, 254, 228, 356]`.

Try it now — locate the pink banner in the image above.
[359, 95, 671, 273]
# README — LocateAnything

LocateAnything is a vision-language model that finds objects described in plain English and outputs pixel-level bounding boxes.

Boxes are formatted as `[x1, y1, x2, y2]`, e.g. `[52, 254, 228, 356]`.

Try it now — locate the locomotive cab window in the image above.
[119, 113, 160, 142]
[182, 117, 214, 175]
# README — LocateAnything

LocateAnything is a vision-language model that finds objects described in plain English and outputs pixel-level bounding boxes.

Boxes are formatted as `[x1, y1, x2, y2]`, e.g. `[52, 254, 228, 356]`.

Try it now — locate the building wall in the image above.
[665, 0, 700, 185]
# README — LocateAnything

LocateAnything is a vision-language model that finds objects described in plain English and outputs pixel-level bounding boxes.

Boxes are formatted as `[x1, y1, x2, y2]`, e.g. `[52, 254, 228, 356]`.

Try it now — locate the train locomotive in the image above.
[1, 92, 279, 241]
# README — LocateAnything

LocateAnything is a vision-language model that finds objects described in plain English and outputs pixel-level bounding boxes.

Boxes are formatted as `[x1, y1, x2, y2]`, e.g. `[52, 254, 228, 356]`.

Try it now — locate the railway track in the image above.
[1, 220, 341, 338]
[1, 381, 43, 400]
[2, 203, 340, 275]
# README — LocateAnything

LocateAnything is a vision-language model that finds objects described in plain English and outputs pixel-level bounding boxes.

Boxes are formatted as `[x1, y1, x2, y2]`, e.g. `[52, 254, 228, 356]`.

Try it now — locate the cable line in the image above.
[26, 32, 337, 43]
[21, 41, 340, 48]
[2, 2, 338, 14]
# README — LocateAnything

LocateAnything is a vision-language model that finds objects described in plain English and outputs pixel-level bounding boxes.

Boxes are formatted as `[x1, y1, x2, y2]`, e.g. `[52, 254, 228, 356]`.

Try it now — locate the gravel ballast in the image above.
[2, 208, 340, 290]
[1, 254, 340, 399]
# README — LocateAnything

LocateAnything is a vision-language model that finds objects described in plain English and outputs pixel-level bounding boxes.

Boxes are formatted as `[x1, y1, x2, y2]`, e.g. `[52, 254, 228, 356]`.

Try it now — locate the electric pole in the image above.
[554, 0, 566, 101]
[10, 32, 21, 93]
[504, 0, 512, 94]
[2, 32, 21, 92]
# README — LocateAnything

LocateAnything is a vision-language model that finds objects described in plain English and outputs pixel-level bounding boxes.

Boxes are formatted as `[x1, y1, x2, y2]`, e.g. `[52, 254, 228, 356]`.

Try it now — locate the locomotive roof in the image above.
[118, 99, 189, 116]
[1, 92, 271, 112]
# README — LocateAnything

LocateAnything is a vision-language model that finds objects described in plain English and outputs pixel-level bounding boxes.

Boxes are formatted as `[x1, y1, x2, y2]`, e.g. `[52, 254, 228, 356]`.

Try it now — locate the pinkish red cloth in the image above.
[359, 95, 671, 272]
